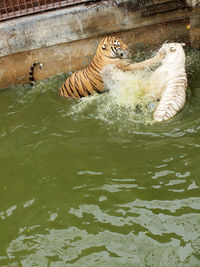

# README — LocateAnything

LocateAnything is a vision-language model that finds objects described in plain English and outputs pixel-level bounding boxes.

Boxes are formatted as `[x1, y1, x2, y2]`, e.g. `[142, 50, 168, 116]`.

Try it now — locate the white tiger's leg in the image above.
[153, 78, 187, 122]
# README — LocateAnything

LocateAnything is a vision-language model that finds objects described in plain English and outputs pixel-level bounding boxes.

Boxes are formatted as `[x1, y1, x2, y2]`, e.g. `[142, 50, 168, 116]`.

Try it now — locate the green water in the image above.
[0, 49, 200, 267]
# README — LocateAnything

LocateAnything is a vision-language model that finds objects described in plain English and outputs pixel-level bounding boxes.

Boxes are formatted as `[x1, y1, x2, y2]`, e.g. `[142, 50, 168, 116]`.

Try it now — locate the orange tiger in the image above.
[59, 36, 165, 98]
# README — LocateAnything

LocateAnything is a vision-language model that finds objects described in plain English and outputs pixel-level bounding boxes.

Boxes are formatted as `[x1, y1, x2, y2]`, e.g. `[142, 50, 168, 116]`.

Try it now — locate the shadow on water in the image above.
[0, 49, 200, 266]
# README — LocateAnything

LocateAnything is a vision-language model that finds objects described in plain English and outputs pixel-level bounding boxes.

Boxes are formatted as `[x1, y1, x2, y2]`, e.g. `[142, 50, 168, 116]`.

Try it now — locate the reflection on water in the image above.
[3, 196, 200, 266]
[5, 224, 200, 266]
[0, 49, 200, 266]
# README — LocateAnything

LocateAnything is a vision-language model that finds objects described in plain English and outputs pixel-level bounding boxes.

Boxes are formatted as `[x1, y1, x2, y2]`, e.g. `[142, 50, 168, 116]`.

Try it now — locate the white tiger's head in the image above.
[159, 42, 186, 65]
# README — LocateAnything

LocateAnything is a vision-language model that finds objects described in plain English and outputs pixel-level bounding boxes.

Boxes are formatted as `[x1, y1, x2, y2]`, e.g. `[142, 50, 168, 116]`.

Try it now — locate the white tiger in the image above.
[148, 42, 187, 122]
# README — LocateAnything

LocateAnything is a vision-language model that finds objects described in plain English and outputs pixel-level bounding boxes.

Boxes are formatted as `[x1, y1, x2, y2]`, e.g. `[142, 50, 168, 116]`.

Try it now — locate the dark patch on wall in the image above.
[117, 0, 140, 12]
[141, 0, 190, 17]
[118, 0, 190, 17]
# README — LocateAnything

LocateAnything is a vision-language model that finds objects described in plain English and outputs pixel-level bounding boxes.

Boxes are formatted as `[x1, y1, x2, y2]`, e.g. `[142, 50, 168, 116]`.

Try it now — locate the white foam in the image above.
[68, 66, 158, 128]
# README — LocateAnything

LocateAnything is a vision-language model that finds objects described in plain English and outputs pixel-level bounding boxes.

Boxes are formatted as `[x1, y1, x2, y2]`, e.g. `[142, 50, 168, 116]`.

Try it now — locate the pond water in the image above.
[0, 49, 200, 266]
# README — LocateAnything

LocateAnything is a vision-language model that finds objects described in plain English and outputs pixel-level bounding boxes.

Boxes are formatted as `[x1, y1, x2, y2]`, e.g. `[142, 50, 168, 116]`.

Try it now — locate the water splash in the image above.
[68, 66, 158, 127]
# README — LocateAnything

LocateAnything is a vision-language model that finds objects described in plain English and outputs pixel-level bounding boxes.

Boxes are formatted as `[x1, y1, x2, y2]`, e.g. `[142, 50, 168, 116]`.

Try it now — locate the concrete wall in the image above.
[0, 0, 199, 89]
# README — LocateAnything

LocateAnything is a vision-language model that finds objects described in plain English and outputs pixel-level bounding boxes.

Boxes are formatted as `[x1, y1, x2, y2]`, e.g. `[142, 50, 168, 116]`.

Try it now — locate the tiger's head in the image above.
[97, 37, 131, 59]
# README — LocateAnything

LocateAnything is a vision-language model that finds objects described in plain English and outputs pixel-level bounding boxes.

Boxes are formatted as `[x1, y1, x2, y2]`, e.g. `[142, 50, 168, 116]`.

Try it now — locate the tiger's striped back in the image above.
[59, 58, 104, 98]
